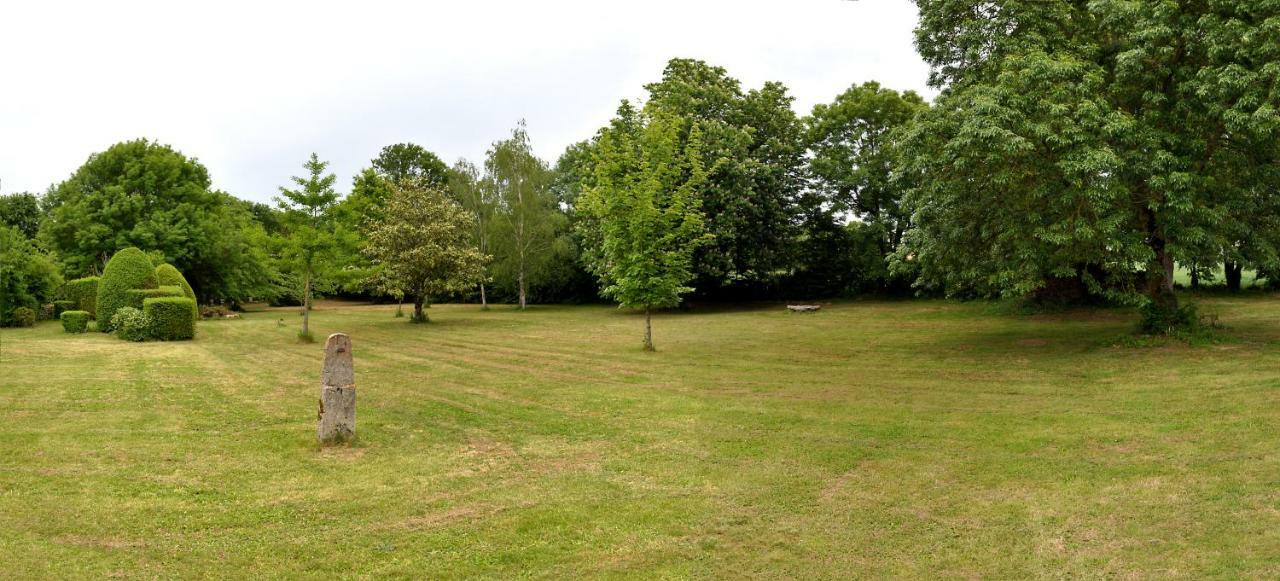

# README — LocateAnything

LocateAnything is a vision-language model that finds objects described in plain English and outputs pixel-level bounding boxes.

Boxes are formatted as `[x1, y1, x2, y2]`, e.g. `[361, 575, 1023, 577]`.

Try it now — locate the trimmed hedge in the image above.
[11, 307, 36, 328]
[155, 263, 199, 321]
[63, 276, 99, 318]
[126, 286, 183, 309]
[61, 310, 90, 333]
[53, 300, 76, 316]
[97, 249, 157, 332]
[144, 297, 196, 341]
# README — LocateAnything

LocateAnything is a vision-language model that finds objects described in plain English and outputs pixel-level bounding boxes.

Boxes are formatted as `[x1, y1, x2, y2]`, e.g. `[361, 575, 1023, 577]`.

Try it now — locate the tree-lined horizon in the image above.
[5, 0, 1279, 341]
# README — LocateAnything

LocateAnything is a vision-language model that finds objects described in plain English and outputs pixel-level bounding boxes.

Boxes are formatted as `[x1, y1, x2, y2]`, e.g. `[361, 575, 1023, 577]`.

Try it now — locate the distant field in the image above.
[2, 297, 1280, 577]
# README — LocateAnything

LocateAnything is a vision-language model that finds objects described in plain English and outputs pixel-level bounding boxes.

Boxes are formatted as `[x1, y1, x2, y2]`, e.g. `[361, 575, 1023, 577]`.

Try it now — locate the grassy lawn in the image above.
[2, 296, 1280, 577]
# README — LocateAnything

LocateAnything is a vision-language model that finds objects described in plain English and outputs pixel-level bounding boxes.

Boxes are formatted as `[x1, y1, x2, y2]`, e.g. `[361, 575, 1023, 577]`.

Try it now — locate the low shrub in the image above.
[11, 307, 36, 328]
[61, 310, 90, 333]
[63, 276, 99, 317]
[145, 297, 196, 341]
[1138, 301, 1199, 335]
[200, 304, 237, 319]
[53, 300, 76, 316]
[111, 307, 151, 341]
[40, 304, 55, 321]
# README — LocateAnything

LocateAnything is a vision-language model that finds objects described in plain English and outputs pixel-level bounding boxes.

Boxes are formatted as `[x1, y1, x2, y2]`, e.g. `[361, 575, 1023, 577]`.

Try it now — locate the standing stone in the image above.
[317, 333, 356, 444]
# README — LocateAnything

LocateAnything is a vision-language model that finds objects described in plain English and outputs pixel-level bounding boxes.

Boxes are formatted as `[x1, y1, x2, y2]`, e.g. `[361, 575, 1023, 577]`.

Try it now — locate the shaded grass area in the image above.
[2, 297, 1279, 577]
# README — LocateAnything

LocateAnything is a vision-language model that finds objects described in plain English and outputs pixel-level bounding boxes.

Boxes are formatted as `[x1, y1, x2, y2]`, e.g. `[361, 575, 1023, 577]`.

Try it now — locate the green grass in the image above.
[2, 297, 1280, 577]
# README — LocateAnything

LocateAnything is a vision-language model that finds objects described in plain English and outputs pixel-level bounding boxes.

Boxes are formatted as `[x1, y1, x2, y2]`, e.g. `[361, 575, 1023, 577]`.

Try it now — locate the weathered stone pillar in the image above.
[318, 332, 356, 444]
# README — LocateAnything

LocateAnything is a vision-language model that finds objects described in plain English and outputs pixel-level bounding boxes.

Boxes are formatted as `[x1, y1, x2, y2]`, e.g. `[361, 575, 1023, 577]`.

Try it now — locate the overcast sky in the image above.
[0, 0, 930, 204]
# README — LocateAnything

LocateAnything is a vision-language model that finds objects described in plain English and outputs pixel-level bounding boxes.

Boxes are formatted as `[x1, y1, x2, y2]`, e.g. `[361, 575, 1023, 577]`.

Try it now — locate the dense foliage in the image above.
[62, 276, 99, 318]
[0, 192, 42, 239]
[60, 310, 89, 333]
[0, 225, 62, 327]
[898, 0, 1280, 327]
[96, 247, 157, 332]
[144, 297, 197, 340]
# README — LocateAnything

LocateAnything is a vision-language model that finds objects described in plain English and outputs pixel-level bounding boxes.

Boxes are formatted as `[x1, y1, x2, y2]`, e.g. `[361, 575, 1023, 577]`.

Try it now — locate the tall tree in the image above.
[371, 143, 450, 188]
[448, 159, 496, 308]
[898, 0, 1280, 329]
[0, 192, 42, 239]
[39, 139, 272, 303]
[806, 82, 928, 288]
[0, 225, 62, 327]
[484, 122, 562, 309]
[364, 180, 489, 323]
[641, 59, 804, 296]
[275, 153, 342, 340]
[579, 104, 710, 351]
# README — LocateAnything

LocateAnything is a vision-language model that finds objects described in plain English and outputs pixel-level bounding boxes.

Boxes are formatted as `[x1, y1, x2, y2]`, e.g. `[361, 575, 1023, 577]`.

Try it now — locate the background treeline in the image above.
[5, 9, 1279, 333]
[1, 58, 932, 323]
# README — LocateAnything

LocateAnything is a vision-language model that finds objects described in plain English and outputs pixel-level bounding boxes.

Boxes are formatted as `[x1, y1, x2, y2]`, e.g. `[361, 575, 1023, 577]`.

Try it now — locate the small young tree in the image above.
[275, 153, 341, 340]
[579, 104, 711, 351]
[364, 180, 489, 323]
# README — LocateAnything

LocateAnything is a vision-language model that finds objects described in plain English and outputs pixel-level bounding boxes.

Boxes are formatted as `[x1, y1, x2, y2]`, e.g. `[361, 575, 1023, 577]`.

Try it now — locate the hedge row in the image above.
[63, 276, 99, 318]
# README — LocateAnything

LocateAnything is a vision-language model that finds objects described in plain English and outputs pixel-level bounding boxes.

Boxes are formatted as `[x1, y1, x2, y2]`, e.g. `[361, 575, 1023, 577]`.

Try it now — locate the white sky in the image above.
[0, 0, 930, 204]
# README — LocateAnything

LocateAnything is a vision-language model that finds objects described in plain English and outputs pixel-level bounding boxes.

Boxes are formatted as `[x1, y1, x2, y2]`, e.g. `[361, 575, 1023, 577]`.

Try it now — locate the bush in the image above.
[1139, 301, 1199, 335]
[11, 307, 36, 328]
[145, 297, 196, 341]
[200, 304, 237, 319]
[0, 226, 62, 327]
[155, 264, 199, 320]
[53, 300, 76, 316]
[111, 307, 151, 341]
[63, 276, 100, 318]
[97, 248, 158, 332]
[61, 310, 90, 333]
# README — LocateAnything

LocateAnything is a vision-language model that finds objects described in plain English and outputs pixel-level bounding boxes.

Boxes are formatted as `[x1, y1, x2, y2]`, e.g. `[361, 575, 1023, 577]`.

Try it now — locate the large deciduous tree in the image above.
[371, 143, 450, 188]
[0, 225, 62, 327]
[39, 139, 272, 304]
[364, 180, 489, 323]
[897, 0, 1280, 328]
[641, 58, 804, 297]
[579, 104, 710, 351]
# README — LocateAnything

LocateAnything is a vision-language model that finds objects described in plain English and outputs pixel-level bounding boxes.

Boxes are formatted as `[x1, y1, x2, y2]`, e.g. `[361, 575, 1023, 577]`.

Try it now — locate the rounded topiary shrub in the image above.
[97, 248, 157, 332]
[111, 307, 150, 341]
[63, 276, 99, 318]
[11, 307, 36, 328]
[61, 310, 90, 333]
[144, 297, 196, 341]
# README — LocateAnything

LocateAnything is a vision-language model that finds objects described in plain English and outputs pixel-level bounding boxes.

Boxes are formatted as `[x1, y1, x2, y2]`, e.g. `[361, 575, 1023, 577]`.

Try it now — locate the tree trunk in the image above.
[412, 295, 428, 323]
[302, 272, 312, 336]
[480, 283, 489, 310]
[1225, 261, 1243, 292]
[1189, 260, 1200, 290]
[518, 270, 527, 310]
[1145, 232, 1180, 325]
[643, 306, 654, 352]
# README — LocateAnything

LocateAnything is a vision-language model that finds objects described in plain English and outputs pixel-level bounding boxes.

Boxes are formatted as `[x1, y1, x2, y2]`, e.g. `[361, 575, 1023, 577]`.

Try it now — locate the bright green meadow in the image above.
[2, 297, 1279, 577]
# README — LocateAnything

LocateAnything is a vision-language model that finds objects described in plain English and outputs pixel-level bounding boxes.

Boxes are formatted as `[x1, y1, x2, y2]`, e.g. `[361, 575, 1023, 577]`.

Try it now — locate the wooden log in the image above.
[318, 333, 356, 444]
[786, 305, 821, 313]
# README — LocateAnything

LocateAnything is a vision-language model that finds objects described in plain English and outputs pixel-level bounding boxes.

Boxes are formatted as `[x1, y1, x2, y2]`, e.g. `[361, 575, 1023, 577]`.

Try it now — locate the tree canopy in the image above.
[897, 0, 1280, 326]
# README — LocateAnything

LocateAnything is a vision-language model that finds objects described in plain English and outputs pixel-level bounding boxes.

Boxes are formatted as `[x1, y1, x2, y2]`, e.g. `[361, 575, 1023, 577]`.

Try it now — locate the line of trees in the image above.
[5, 0, 1278, 340]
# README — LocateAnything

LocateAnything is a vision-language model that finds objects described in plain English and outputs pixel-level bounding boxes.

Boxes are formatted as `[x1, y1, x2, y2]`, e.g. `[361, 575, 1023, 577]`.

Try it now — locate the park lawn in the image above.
[1, 297, 1279, 578]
